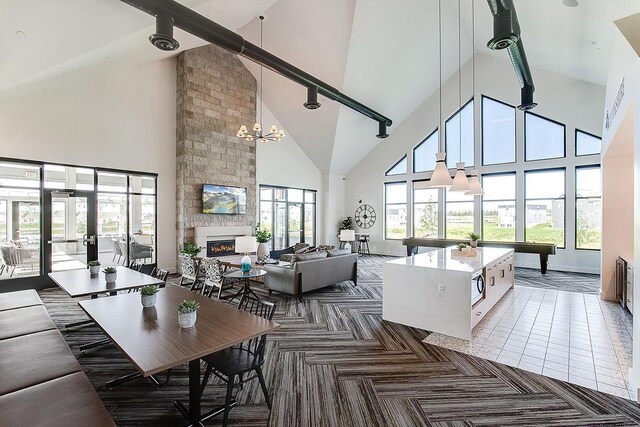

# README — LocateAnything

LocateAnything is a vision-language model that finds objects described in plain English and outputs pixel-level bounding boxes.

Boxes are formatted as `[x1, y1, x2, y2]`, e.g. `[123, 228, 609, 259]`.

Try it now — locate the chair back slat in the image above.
[236, 295, 276, 363]
[129, 261, 144, 272]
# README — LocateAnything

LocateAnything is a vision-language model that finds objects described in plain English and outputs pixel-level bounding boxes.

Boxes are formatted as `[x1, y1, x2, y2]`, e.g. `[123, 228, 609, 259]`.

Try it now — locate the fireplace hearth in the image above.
[207, 239, 236, 257]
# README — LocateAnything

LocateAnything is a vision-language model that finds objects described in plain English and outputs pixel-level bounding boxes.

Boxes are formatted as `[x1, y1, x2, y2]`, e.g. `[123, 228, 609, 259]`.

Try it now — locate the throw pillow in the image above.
[294, 243, 311, 254]
[291, 251, 328, 263]
[316, 244, 335, 252]
[327, 248, 352, 257]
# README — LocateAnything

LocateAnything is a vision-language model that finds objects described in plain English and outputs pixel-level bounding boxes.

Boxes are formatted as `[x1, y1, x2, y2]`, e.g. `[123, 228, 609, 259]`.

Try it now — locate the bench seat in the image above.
[0, 289, 42, 311]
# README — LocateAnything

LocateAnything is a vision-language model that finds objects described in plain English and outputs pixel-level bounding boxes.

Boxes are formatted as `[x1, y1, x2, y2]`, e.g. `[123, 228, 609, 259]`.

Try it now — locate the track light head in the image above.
[149, 12, 179, 51]
[303, 86, 321, 109]
[376, 122, 389, 139]
[518, 85, 537, 111]
[487, 9, 519, 50]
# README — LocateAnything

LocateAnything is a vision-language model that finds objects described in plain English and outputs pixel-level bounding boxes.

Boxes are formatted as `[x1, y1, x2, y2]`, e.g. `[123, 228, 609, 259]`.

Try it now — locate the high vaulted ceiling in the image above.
[1, 0, 639, 174]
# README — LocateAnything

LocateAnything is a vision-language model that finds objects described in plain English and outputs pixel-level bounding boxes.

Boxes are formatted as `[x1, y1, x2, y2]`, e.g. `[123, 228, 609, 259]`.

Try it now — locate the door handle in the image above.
[82, 235, 96, 246]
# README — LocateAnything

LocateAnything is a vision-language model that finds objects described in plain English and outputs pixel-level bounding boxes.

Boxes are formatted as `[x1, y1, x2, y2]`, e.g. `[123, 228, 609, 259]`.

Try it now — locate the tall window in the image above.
[482, 173, 516, 242]
[0, 200, 6, 242]
[576, 166, 601, 249]
[482, 97, 516, 165]
[576, 130, 601, 156]
[259, 186, 316, 250]
[445, 191, 474, 239]
[525, 112, 565, 161]
[413, 182, 439, 238]
[385, 182, 407, 239]
[385, 156, 407, 176]
[525, 169, 565, 248]
[413, 130, 439, 173]
[445, 100, 474, 168]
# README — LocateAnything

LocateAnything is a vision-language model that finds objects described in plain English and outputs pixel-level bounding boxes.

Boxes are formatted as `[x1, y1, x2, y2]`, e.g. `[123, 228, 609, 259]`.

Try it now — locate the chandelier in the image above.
[237, 16, 285, 143]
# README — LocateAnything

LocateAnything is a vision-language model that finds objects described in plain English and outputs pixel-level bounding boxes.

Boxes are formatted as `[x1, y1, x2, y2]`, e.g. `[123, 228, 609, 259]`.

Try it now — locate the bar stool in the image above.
[357, 234, 370, 256]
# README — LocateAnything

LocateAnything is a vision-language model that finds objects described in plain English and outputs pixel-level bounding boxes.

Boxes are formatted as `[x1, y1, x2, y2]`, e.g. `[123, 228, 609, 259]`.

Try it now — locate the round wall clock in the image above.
[355, 204, 376, 229]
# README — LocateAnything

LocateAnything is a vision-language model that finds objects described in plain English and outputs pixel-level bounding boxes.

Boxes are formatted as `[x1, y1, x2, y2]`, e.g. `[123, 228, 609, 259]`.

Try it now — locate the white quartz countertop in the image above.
[387, 247, 513, 273]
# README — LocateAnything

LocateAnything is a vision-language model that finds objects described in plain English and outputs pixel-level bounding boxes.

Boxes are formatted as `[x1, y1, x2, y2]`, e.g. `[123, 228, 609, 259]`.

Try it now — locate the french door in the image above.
[43, 190, 97, 273]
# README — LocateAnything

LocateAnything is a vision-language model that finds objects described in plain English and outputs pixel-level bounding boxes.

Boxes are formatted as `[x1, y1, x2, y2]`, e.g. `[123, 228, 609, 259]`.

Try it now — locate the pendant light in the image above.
[466, 170, 485, 196]
[449, 0, 471, 192]
[237, 16, 285, 143]
[430, 0, 453, 189]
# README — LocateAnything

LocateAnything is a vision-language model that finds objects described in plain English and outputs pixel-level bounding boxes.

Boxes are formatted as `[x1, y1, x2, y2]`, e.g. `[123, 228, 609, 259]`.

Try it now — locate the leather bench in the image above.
[0, 372, 114, 427]
[0, 289, 43, 311]
[0, 290, 115, 426]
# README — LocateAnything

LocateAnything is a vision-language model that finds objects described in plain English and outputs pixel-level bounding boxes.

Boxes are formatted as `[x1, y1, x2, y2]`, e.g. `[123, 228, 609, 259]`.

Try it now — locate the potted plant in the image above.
[338, 216, 354, 235]
[87, 260, 101, 277]
[140, 285, 159, 308]
[255, 224, 272, 261]
[178, 300, 200, 328]
[180, 241, 203, 257]
[457, 243, 467, 253]
[103, 266, 117, 283]
[468, 232, 480, 248]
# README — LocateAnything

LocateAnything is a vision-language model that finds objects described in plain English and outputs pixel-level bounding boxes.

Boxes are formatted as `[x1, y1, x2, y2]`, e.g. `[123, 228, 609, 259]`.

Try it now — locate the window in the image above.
[385, 182, 407, 239]
[445, 100, 474, 168]
[576, 166, 601, 249]
[525, 169, 565, 248]
[413, 182, 439, 238]
[482, 97, 515, 165]
[576, 130, 601, 156]
[413, 130, 439, 173]
[44, 165, 94, 190]
[0, 200, 6, 242]
[525, 112, 565, 161]
[482, 173, 516, 241]
[445, 190, 474, 239]
[386, 156, 407, 176]
[259, 186, 316, 250]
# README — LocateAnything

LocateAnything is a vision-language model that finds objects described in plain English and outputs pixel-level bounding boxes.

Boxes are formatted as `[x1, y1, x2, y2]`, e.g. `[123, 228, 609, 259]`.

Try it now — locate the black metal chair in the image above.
[200, 295, 276, 426]
[151, 267, 169, 285]
[129, 261, 144, 272]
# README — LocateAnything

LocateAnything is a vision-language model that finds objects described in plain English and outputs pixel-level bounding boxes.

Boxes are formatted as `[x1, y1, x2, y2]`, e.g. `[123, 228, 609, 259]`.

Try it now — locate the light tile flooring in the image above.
[423, 286, 635, 400]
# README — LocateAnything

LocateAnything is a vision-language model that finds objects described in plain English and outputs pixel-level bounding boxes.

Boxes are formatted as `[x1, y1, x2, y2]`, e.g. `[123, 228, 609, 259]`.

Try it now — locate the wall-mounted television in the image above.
[202, 184, 247, 214]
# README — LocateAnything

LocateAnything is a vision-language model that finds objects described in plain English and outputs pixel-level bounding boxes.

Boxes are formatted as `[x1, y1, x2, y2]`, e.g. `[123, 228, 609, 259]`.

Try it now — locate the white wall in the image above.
[0, 59, 178, 271]
[346, 53, 605, 273]
[256, 104, 325, 244]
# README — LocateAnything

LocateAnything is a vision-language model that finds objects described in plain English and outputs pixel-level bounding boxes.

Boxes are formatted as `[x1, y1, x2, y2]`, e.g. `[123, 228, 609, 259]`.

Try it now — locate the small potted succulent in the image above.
[457, 242, 467, 253]
[103, 266, 117, 283]
[468, 232, 480, 248]
[140, 285, 159, 308]
[177, 299, 200, 328]
[87, 260, 101, 277]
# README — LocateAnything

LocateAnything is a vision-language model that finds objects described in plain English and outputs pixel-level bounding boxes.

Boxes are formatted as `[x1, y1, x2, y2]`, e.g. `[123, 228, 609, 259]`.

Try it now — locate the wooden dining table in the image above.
[78, 284, 279, 426]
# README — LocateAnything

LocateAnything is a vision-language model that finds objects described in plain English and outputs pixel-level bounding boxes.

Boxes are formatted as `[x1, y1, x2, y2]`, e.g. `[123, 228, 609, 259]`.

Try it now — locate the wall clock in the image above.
[355, 204, 376, 229]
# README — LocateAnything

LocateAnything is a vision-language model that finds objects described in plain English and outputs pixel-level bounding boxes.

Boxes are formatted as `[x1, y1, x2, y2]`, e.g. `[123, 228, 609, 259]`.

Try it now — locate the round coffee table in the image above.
[223, 268, 267, 303]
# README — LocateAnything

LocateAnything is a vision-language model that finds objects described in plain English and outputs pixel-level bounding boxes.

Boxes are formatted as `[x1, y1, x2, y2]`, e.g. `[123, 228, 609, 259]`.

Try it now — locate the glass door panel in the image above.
[304, 204, 315, 246]
[46, 191, 96, 272]
[273, 202, 287, 250]
[98, 193, 127, 267]
[288, 204, 302, 246]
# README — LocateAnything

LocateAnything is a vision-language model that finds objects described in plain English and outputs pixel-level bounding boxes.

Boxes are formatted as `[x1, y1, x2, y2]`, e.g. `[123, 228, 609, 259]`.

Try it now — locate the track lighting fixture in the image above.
[149, 12, 180, 51]
[304, 87, 321, 110]
[377, 122, 389, 139]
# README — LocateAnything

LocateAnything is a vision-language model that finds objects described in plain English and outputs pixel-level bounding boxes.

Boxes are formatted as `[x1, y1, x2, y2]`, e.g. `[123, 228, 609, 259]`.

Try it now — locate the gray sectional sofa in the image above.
[263, 249, 357, 301]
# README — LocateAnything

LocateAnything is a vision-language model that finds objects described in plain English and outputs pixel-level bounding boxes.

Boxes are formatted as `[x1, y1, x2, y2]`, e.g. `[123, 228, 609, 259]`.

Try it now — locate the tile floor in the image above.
[423, 285, 635, 400]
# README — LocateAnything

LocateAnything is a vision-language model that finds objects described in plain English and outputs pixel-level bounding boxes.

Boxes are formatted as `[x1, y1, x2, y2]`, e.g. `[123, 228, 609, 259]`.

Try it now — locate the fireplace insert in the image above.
[207, 240, 236, 257]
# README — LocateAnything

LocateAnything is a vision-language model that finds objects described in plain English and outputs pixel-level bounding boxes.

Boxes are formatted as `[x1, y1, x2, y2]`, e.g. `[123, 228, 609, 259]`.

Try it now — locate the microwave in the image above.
[471, 270, 485, 306]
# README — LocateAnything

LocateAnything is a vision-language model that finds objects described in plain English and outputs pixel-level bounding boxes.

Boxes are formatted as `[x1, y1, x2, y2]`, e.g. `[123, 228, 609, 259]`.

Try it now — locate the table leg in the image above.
[79, 338, 111, 352]
[226, 278, 250, 303]
[189, 359, 201, 425]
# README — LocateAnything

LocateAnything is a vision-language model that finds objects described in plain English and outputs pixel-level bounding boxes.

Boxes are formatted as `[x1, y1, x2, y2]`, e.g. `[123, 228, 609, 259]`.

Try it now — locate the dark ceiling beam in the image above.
[118, 0, 393, 137]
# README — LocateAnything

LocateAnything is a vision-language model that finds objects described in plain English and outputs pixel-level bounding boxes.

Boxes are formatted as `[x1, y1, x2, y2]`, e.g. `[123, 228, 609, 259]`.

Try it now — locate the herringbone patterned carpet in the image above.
[38, 257, 640, 426]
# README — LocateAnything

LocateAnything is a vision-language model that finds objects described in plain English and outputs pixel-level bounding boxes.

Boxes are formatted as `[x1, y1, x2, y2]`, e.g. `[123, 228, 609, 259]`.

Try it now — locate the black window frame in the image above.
[524, 111, 566, 162]
[481, 95, 517, 166]
[480, 171, 517, 242]
[445, 98, 475, 169]
[575, 164, 602, 251]
[523, 167, 567, 249]
[385, 155, 408, 176]
[412, 179, 440, 238]
[384, 180, 408, 240]
[575, 129, 602, 157]
[413, 128, 439, 173]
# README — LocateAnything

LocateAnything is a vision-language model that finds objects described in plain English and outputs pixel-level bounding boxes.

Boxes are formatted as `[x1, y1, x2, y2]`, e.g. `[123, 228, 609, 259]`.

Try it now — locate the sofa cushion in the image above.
[291, 251, 328, 263]
[293, 243, 310, 253]
[316, 245, 335, 252]
[327, 248, 352, 257]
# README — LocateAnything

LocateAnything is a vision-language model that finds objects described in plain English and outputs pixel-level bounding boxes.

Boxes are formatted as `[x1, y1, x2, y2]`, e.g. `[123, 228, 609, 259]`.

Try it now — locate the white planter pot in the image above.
[141, 293, 157, 308]
[178, 310, 197, 328]
[257, 242, 269, 260]
[105, 272, 117, 283]
[470, 240, 478, 248]
[89, 266, 100, 277]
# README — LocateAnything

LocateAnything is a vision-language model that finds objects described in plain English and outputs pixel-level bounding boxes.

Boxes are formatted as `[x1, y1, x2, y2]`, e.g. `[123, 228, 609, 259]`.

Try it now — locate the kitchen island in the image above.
[383, 247, 514, 340]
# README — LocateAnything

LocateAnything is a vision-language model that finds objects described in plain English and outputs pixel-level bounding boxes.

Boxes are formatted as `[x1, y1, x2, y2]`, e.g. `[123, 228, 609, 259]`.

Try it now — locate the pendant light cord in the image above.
[458, 0, 462, 163]
[438, 0, 442, 152]
[259, 16, 264, 129]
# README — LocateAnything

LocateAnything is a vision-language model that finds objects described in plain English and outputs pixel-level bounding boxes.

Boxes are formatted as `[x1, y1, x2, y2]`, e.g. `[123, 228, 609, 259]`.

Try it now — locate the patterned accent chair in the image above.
[199, 258, 234, 299]
[178, 254, 202, 290]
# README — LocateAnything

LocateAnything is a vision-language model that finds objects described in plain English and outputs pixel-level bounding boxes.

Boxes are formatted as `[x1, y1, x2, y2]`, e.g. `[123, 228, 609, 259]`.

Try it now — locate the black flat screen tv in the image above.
[202, 184, 247, 214]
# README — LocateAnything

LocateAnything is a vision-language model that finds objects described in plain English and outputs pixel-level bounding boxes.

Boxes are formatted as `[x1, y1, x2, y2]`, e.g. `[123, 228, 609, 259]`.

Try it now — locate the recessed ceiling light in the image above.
[15, 30, 26, 38]
[563, 0, 579, 7]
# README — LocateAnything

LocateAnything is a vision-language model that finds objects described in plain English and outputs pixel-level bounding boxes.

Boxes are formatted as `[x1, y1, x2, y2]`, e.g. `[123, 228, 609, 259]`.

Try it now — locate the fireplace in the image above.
[207, 239, 236, 257]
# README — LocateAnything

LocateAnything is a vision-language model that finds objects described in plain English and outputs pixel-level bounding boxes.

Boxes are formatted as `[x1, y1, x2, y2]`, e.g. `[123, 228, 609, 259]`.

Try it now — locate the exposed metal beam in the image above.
[119, 0, 393, 137]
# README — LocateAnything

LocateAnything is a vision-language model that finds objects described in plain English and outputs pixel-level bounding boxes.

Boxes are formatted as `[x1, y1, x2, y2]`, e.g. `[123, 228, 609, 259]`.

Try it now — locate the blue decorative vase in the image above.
[241, 255, 252, 273]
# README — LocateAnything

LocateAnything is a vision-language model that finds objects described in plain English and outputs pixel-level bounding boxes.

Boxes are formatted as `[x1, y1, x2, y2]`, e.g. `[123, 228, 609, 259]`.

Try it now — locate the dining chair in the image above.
[129, 261, 144, 272]
[178, 254, 202, 290]
[111, 239, 123, 263]
[151, 267, 169, 284]
[200, 295, 276, 426]
[118, 241, 128, 265]
[199, 258, 234, 299]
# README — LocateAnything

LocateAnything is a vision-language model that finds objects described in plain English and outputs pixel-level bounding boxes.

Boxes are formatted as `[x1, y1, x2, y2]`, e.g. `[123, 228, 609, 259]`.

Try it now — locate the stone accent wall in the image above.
[176, 44, 256, 247]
